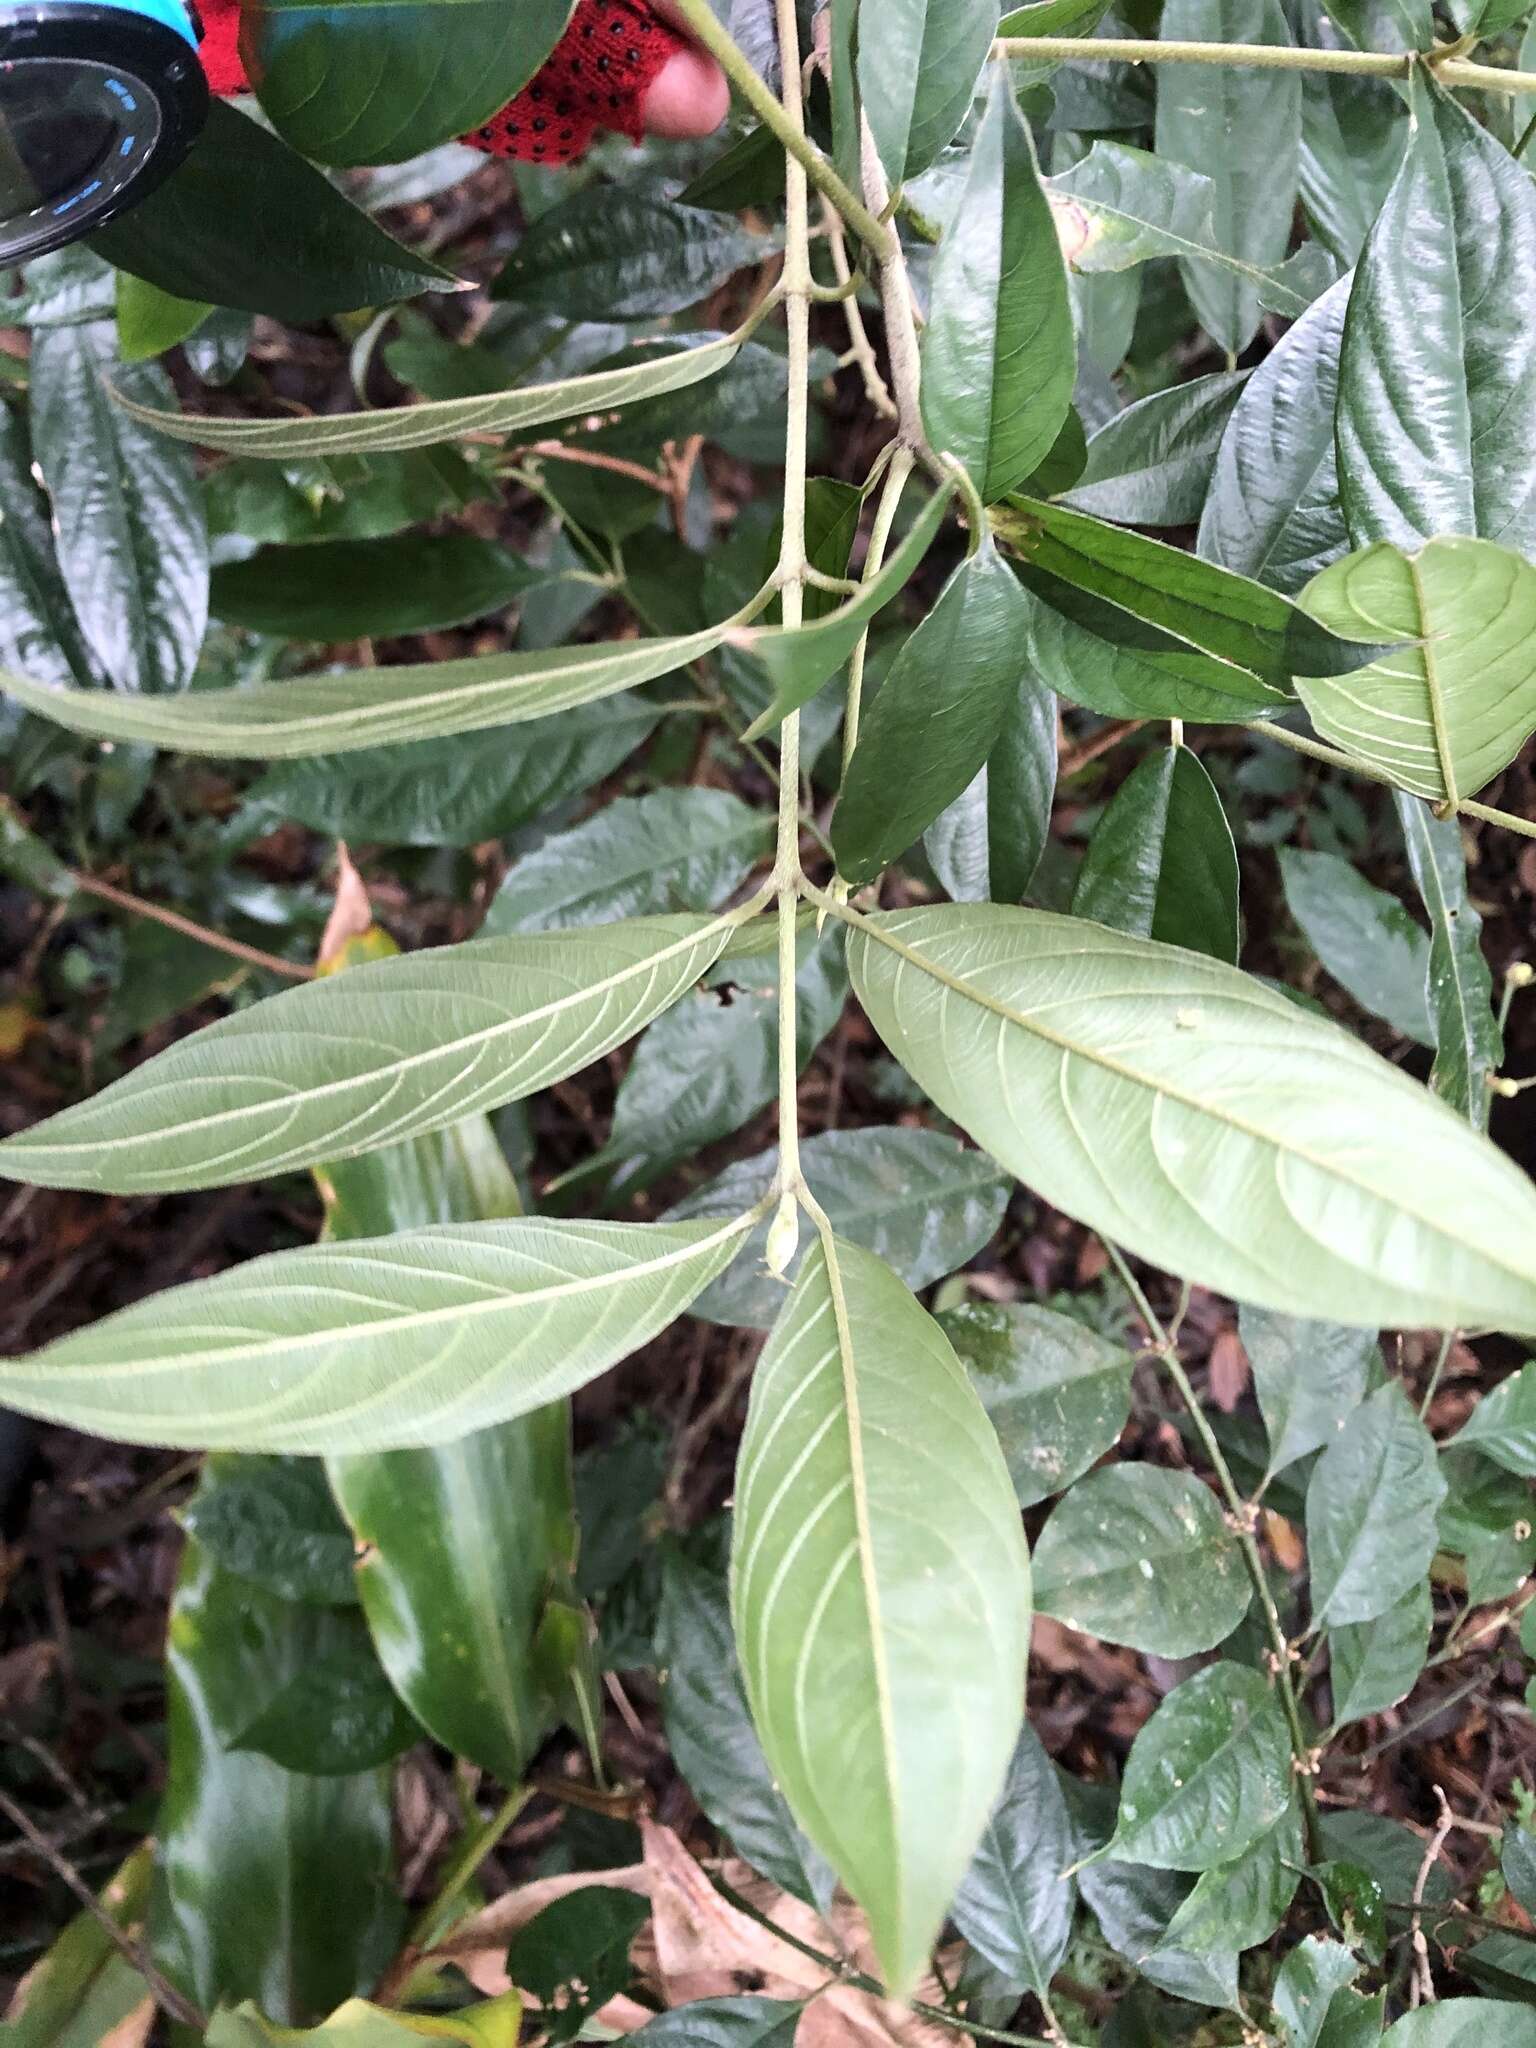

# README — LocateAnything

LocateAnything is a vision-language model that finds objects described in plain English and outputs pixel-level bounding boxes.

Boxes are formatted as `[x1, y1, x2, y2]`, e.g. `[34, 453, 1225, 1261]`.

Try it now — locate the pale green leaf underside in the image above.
[846, 904, 1536, 1332]
[731, 1234, 1029, 2000]
[0, 1215, 750, 1453]
[1297, 537, 1536, 803]
[0, 916, 731, 1194]
[111, 330, 745, 457]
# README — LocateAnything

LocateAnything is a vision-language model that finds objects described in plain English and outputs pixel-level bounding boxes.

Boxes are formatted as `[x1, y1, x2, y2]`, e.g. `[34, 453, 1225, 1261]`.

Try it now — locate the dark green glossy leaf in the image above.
[952, 1723, 1075, 1993]
[657, 1552, 834, 1911]
[1327, 1579, 1431, 1728]
[622, 2001, 803, 2048]
[494, 192, 765, 321]
[1024, 580, 1287, 723]
[1153, 0, 1301, 353]
[1104, 1663, 1291, 1871]
[505, 1887, 649, 2043]
[668, 1126, 1010, 1330]
[1438, 1448, 1536, 1605]
[180, 1455, 357, 1607]
[860, 0, 995, 183]
[211, 536, 542, 642]
[0, 407, 99, 690]
[1504, 1827, 1536, 1917]
[206, 448, 493, 549]
[1273, 1937, 1371, 2048]
[1337, 76, 1536, 556]
[1238, 1306, 1375, 1479]
[1197, 275, 1350, 595]
[921, 68, 1075, 504]
[92, 103, 459, 320]
[924, 660, 1058, 905]
[1079, 1856, 1237, 2010]
[1299, 70, 1408, 267]
[1161, 1800, 1304, 1955]
[227, 1617, 421, 1775]
[835, 543, 1035, 884]
[29, 319, 206, 695]
[1395, 794, 1501, 1130]
[1033, 1464, 1250, 1656]
[1451, 1361, 1536, 1478]
[1459, 1935, 1536, 2008]
[1063, 372, 1246, 528]
[938, 1299, 1133, 1508]
[249, 0, 574, 165]
[1071, 745, 1240, 963]
[1306, 1382, 1445, 1627]
[1279, 846, 1434, 1045]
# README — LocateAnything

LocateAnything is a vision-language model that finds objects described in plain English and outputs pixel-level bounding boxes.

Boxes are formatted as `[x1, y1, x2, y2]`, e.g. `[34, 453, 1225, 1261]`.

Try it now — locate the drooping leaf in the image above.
[1063, 372, 1247, 528]
[924, 664, 1059, 905]
[657, 1552, 834, 1912]
[1197, 275, 1352, 595]
[1279, 846, 1434, 1045]
[1327, 1579, 1432, 1728]
[731, 1234, 1030, 1998]
[846, 904, 1536, 1331]
[0, 917, 734, 1193]
[1297, 538, 1536, 806]
[835, 543, 1036, 883]
[1238, 1306, 1376, 1479]
[29, 319, 207, 695]
[1071, 745, 1240, 964]
[952, 1723, 1075, 1994]
[921, 67, 1075, 504]
[492, 192, 765, 321]
[860, 0, 996, 183]
[1336, 77, 1536, 558]
[1160, 1800, 1305, 1956]
[1306, 1383, 1446, 1628]
[668, 1126, 1010, 1331]
[1450, 1361, 1536, 1478]
[937, 1300, 1133, 1509]
[1103, 1663, 1292, 1872]
[1152, 0, 1302, 353]
[211, 536, 543, 642]
[1032, 1463, 1250, 1656]
[1299, 70, 1408, 268]
[0, 1216, 752, 1454]
[1395, 794, 1501, 1129]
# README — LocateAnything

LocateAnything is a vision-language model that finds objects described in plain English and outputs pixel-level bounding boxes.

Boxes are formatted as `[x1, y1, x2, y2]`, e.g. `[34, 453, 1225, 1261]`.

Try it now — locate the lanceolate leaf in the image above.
[1306, 1383, 1446, 1627]
[860, 0, 996, 183]
[1299, 70, 1408, 268]
[0, 408, 100, 690]
[211, 535, 544, 643]
[1328, 1578, 1432, 1728]
[1024, 583, 1290, 724]
[1296, 538, 1536, 805]
[1337, 77, 1536, 558]
[1278, 846, 1434, 1046]
[835, 543, 1035, 883]
[952, 1724, 1075, 1994]
[1395, 794, 1501, 1129]
[1197, 275, 1352, 595]
[492, 191, 765, 321]
[731, 1234, 1030, 1998]
[1063, 372, 1248, 528]
[0, 916, 733, 1194]
[845, 904, 1536, 1332]
[1450, 1361, 1536, 1477]
[1071, 745, 1240, 964]
[1239, 1306, 1376, 1478]
[921, 68, 1075, 505]
[924, 659, 1058, 906]
[0, 1215, 752, 1453]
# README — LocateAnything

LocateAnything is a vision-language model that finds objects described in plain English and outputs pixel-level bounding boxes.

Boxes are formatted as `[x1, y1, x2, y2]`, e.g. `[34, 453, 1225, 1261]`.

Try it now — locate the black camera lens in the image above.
[0, 61, 125, 217]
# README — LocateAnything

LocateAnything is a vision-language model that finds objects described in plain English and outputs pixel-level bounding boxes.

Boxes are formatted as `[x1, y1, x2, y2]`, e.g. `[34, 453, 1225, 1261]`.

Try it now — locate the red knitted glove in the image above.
[200, 0, 688, 165]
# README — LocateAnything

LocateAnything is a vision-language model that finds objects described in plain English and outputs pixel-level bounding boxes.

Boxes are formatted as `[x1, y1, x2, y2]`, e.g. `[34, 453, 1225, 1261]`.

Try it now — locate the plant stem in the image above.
[69, 871, 315, 981]
[1101, 1243, 1325, 1864]
[996, 31, 1536, 95]
[664, 0, 896, 258]
[1251, 721, 1536, 840]
[841, 446, 916, 782]
[407, 1783, 532, 1951]
[822, 198, 897, 420]
[1419, 1329, 1455, 1419]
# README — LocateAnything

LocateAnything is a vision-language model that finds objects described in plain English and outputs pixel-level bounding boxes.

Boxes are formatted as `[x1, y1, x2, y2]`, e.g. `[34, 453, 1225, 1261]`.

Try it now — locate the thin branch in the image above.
[995, 32, 1536, 96]
[1409, 1787, 1455, 2007]
[821, 198, 897, 421]
[516, 441, 672, 491]
[70, 872, 314, 980]
[1250, 722, 1536, 840]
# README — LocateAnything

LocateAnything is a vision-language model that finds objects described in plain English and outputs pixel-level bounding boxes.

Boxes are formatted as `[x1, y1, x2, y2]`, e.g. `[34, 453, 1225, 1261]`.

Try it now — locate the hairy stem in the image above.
[842, 445, 916, 781]
[996, 31, 1536, 95]
[1251, 722, 1536, 841]
[69, 872, 314, 982]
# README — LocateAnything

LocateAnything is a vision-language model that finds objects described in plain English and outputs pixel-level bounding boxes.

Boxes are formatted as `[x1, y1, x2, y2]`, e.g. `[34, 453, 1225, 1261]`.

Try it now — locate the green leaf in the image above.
[1459, 1934, 1536, 2008]
[924, 660, 1059, 905]
[205, 447, 493, 548]
[1297, 539, 1536, 806]
[0, 1216, 751, 1453]
[952, 1724, 1075, 1993]
[668, 1126, 1011, 1331]
[921, 68, 1075, 504]
[1071, 745, 1240, 964]
[205, 1993, 525, 2046]
[1161, 1800, 1304, 1955]
[493, 193, 765, 321]
[1450, 1361, 1536, 1477]
[1238, 1305, 1375, 1479]
[1001, 0, 1113, 31]
[1278, 846, 1434, 1045]
[1196, 275, 1351, 595]
[1438, 1448, 1536, 1603]
[1327, 1579, 1431, 1728]
[113, 327, 745, 459]
[1306, 1382, 1446, 1627]
[211, 536, 543, 642]
[1299, 72, 1409, 268]
[1504, 1827, 1536, 1917]
[1273, 1937, 1371, 2048]
[92, 103, 459, 322]
[249, 0, 574, 165]
[1032, 1463, 1250, 1655]
[732, 1233, 1029, 1999]
[180, 1456, 358, 1607]
[1, 1856, 154, 2048]
[1153, 0, 1301, 353]
[996, 495, 1384, 694]
[0, 408, 99, 691]
[504, 1888, 649, 2045]
[657, 1552, 834, 1912]
[115, 273, 209, 360]
[937, 1300, 1133, 1509]
[1063, 372, 1247, 528]
[835, 543, 1036, 884]
[0, 916, 734, 1193]
[860, 0, 996, 183]
[1024, 578, 1290, 723]
[846, 903, 1536, 1331]
[225, 1618, 421, 1775]
[1337, 78, 1536, 557]
[29, 319, 207, 695]
[1104, 1663, 1292, 1872]
[487, 791, 772, 935]
[1383, 2002, 1536, 2048]
[152, 1528, 401, 2023]
[621, 2002, 803, 2048]
[1078, 1856, 1238, 2010]
[1395, 794, 1502, 1130]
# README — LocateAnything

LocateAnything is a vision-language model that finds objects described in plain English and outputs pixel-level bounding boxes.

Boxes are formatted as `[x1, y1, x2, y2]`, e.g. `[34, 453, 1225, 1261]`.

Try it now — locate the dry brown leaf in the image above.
[317, 842, 373, 968]
[1207, 1328, 1249, 1414]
